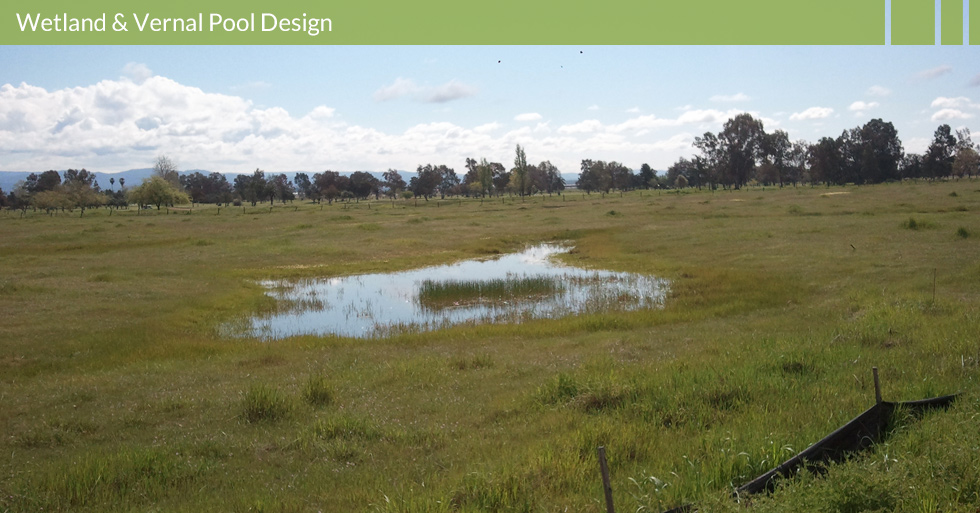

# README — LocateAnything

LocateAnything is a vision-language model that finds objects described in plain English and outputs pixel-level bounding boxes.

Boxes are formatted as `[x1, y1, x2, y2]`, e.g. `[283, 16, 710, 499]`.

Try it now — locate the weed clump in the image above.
[301, 373, 334, 407]
[957, 227, 970, 239]
[240, 384, 290, 423]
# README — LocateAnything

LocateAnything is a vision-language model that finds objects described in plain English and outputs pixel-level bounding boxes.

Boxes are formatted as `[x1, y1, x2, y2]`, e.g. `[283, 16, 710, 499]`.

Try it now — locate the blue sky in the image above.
[1, 45, 978, 175]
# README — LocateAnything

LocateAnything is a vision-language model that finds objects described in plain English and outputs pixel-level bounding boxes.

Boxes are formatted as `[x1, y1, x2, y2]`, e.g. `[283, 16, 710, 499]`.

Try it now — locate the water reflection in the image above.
[246, 244, 668, 339]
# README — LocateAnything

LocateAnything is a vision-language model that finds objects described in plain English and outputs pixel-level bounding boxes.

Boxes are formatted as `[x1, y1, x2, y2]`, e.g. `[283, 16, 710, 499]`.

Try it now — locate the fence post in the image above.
[597, 446, 615, 513]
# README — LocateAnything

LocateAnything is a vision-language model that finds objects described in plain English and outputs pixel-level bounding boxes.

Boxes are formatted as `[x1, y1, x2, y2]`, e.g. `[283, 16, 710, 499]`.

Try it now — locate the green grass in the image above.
[1, 182, 979, 512]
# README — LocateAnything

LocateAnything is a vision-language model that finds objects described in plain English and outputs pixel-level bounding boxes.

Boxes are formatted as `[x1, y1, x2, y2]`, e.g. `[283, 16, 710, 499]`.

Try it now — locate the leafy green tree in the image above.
[638, 163, 656, 189]
[234, 169, 271, 206]
[693, 131, 724, 189]
[717, 113, 765, 189]
[953, 128, 979, 179]
[512, 144, 530, 198]
[410, 164, 442, 200]
[437, 166, 459, 199]
[665, 158, 695, 188]
[348, 171, 379, 200]
[491, 164, 510, 195]
[900, 153, 924, 181]
[760, 130, 792, 187]
[33, 189, 72, 214]
[808, 137, 845, 186]
[855, 119, 903, 184]
[577, 159, 599, 193]
[270, 173, 296, 203]
[478, 159, 496, 197]
[539, 160, 564, 194]
[293, 172, 313, 201]
[786, 140, 809, 186]
[129, 175, 190, 210]
[312, 171, 348, 204]
[953, 146, 979, 179]
[608, 162, 633, 191]
[26, 170, 63, 194]
[924, 124, 957, 179]
[382, 169, 406, 199]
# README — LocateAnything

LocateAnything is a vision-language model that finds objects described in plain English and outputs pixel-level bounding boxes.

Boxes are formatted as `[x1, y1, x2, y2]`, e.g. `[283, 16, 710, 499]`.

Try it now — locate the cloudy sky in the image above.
[1, 45, 978, 175]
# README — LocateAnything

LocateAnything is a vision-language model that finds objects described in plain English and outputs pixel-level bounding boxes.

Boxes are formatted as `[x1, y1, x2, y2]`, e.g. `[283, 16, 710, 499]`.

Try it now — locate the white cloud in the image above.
[848, 101, 879, 112]
[373, 78, 476, 103]
[867, 85, 891, 97]
[514, 112, 542, 122]
[424, 80, 477, 103]
[931, 109, 974, 122]
[651, 133, 693, 151]
[676, 109, 730, 124]
[789, 107, 833, 120]
[916, 65, 953, 80]
[557, 119, 603, 134]
[305, 106, 336, 121]
[474, 122, 501, 133]
[929, 96, 979, 121]
[121, 62, 153, 84]
[587, 105, 599, 111]
[905, 137, 930, 154]
[930, 96, 977, 109]
[0, 75, 772, 177]
[373, 77, 417, 102]
[709, 93, 750, 102]
[626, 107, 640, 113]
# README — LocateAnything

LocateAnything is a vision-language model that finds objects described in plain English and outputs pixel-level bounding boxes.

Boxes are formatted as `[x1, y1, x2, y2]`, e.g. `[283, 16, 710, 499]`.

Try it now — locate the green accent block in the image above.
[892, 0, 934, 44]
[1, 0, 884, 44]
[972, 0, 980, 44]
[941, 0, 963, 44]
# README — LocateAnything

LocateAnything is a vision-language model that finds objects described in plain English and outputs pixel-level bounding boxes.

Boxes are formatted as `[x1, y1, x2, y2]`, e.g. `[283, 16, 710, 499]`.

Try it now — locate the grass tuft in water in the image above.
[417, 276, 564, 309]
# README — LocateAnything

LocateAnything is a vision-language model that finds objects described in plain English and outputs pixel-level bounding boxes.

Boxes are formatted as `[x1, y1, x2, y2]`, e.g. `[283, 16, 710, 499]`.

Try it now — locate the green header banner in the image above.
[1, 0, 894, 45]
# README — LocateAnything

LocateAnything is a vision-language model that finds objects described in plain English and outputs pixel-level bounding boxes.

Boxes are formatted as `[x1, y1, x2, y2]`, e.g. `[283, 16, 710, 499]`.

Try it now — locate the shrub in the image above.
[957, 227, 970, 239]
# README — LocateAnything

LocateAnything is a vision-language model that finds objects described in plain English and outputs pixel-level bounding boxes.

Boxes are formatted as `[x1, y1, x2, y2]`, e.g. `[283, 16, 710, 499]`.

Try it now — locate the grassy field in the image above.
[1, 182, 978, 512]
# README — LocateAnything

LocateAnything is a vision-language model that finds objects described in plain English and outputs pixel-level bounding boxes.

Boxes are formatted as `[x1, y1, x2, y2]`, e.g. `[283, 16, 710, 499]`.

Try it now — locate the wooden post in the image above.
[872, 367, 882, 404]
[597, 446, 615, 513]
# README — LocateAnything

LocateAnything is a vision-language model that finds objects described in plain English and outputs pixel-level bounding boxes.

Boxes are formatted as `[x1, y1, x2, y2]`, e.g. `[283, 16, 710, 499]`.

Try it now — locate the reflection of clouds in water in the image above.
[246, 244, 669, 339]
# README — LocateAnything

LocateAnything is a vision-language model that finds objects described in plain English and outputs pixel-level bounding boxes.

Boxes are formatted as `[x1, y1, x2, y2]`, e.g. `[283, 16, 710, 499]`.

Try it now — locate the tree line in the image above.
[661, 115, 979, 190]
[3, 117, 978, 213]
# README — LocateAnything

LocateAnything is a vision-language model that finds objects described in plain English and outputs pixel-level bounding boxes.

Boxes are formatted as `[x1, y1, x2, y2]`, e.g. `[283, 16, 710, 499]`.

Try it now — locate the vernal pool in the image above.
[244, 243, 669, 339]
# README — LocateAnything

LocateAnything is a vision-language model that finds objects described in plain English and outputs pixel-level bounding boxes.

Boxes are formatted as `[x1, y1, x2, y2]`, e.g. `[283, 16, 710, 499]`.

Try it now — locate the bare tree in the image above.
[153, 155, 181, 188]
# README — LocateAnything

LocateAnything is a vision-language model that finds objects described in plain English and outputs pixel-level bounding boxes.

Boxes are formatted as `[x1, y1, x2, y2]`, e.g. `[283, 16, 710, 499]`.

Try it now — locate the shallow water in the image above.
[244, 243, 668, 339]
